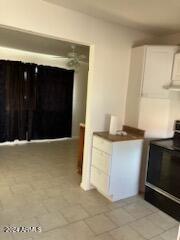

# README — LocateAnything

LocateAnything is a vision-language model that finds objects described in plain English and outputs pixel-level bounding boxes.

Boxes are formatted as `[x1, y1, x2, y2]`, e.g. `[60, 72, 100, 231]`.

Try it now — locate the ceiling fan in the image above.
[66, 45, 86, 69]
[53, 45, 86, 70]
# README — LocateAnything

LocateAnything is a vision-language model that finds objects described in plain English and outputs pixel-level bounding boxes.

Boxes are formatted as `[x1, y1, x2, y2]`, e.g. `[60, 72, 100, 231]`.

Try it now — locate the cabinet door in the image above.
[142, 47, 176, 99]
[92, 148, 111, 175]
[172, 53, 180, 82]
[93, 136, 112, 154]
[91, 166, 109, 194]
[138, 97, 170, 138]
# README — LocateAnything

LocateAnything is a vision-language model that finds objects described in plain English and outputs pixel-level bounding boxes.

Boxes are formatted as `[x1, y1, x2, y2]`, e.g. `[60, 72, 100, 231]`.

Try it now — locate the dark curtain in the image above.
[0, 61, 8, 142]
[24, 63, 37, 141]
[0, 60, 27, 142]
[31, 65, 74, 140]
[0, 60, 74, 142]
[0, 61, 38, 142]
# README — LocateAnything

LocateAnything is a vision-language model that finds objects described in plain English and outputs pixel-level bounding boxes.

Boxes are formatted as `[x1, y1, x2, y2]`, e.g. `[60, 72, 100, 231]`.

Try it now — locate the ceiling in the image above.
[44, 0, 180, 35]
[0, 26, 89, 60]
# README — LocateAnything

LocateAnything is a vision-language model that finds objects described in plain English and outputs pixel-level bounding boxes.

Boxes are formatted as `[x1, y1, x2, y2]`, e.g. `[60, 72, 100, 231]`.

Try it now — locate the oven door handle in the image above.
[146, 182, 180, 204]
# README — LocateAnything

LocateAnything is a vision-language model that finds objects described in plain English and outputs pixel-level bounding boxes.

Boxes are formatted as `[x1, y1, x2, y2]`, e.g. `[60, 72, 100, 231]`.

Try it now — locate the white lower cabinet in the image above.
[90, 135, 143, 202]
[91, 166, 110, 194]
[92, 147, 111, 175]
[93, 135, 112, 154]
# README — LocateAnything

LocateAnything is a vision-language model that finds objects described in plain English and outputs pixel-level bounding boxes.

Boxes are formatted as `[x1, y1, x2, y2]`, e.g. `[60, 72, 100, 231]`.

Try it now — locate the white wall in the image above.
[72, 64, 88, 137]
[0, 46, 88, 138]
[0, 0, 154, 190]
[168, 92, 180, 134]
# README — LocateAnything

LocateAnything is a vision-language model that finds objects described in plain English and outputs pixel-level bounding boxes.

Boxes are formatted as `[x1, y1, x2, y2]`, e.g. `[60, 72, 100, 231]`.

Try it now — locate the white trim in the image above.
[177, 225, 180, 240]
[80, 182, 94, 191]
[0, 24, 92, 47]
[80, 44, 95, 191]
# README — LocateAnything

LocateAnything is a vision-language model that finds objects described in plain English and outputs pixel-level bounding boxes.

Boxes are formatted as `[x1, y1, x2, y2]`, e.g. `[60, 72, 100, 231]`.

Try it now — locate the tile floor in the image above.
[0, 139, 179, 240]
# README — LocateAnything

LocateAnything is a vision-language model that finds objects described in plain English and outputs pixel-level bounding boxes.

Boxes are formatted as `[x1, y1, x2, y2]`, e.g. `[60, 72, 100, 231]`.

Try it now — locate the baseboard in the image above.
[80, 181, 95, 191]
[71, 136, 79, 140]
[0, 137, 78, 146]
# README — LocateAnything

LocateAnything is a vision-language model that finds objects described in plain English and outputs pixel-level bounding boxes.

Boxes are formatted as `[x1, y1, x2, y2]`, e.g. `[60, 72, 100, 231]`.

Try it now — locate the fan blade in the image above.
[52, 55, 66, 59]
[68, 52, 77, 58]
[79, 54, 86, 60]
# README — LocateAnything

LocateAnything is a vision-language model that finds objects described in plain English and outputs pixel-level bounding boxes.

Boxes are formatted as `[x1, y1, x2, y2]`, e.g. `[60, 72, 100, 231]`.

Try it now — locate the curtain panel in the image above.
[0, 60, 74, 142]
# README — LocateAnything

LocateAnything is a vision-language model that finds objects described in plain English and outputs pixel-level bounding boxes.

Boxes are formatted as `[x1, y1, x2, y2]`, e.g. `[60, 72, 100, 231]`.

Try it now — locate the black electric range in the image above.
[145, 121, 180, 221]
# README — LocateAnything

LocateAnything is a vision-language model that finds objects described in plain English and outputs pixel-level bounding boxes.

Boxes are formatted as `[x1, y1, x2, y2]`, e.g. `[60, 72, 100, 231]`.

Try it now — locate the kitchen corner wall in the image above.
[0, 46, 88, 138]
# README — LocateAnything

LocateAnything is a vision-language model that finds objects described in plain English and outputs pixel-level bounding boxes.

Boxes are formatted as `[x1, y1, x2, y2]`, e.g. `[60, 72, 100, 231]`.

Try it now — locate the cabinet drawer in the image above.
[90, 166, 109, 194]
[93, 136, 112, 154]
[92, 148, 111, 174]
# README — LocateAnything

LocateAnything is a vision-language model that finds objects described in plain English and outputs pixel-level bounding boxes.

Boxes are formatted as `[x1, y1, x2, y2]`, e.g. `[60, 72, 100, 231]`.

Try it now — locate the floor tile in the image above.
[106, 208, 135, 226]
[23, 190, 48, 205]
[122, 201, 153, 219]
[11, 183, 33, 195]
[44, 186, 63, 198]
[18, 203, 48, 219]
[122, 195, 143, 204]
[160, 226, 179, 240]
[60, 220, 94, 240]
[0, 231, 13, 240]
[137, 199, 159, 213]
[33, 228, 66, 240]
[130, 217, 164, 239]
[37, 212, 68, 232]
[85, 214, 116, 234]
[42, 196, 69, 213]
[0, 193, 27, 209]
[80, 200, 109, 216]
[146, 211, 178, 230]
[151, 237, 164, 240]
[0, 140, 178, 240]
[11, 217, 41, 240]
[62, 188, 87, 205]
[110, 225, 145, 240]
[0, 186, 13, 198]
[0, 208, 23, 226]
[90, 232, 115, 240]
[107, 199, 127, 210]
[60, 204, 89, 223]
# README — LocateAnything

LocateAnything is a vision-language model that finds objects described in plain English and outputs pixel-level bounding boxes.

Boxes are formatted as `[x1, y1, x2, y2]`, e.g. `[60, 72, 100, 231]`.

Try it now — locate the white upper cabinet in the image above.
[125, 45, 178, 138]
[172, 53, 180, 83]
[142, 46, 178, 99]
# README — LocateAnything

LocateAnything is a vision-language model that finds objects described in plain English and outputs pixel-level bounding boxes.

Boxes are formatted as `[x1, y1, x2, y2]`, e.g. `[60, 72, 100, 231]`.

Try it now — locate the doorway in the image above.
[0, 26, 90, 183]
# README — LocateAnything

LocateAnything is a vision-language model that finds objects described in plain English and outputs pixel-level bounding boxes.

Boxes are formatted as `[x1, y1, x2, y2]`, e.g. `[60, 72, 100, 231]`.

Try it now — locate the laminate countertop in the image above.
[94, 125, 145, 142]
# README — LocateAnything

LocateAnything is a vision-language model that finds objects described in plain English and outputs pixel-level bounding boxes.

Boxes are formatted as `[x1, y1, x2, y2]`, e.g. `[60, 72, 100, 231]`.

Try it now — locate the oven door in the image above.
[146, 144, 180, 199]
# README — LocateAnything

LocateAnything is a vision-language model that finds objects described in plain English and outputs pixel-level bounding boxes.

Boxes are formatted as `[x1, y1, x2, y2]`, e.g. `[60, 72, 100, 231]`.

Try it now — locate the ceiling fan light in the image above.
[68, 52, 77, 58]
[66, 45, 84, 70]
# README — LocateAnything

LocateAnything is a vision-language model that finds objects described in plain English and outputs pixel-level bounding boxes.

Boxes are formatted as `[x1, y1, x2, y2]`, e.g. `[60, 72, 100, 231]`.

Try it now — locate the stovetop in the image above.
[151, 121, 180, 151]
[152, 137, 180, 151]
[152, 132, 180, 151]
